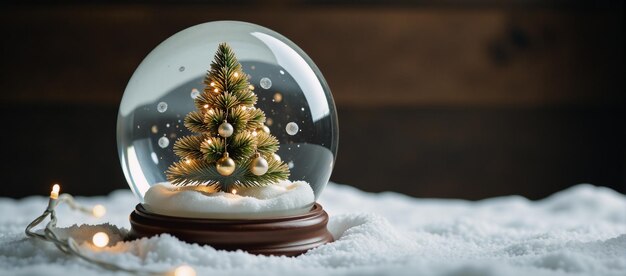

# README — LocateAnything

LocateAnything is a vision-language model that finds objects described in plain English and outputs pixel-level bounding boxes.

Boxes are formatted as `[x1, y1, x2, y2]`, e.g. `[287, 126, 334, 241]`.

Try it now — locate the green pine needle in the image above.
[173, 135, 206, 160]
[184, 111, 211, 133]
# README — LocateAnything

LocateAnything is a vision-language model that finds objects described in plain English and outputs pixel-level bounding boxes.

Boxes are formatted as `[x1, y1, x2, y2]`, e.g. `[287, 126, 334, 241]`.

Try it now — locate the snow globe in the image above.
[117, 21, 338, 255]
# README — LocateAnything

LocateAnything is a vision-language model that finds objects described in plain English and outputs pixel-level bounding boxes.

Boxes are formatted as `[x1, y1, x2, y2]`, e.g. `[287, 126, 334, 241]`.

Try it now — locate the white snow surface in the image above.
[143, 181, 315, 219]
[1, 183, 625, 276]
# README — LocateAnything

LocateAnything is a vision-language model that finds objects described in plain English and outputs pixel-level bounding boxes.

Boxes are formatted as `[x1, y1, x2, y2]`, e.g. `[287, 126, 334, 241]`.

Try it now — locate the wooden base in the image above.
[127, 203, 333, 256]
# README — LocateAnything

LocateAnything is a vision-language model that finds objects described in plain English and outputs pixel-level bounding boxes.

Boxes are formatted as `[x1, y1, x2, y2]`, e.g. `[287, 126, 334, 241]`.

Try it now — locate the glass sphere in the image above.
[117, 21, 338, 201]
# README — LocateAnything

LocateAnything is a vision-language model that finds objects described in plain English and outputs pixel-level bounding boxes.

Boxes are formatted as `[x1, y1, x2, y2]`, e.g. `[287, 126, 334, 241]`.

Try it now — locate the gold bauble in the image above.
[259, 126, 270, 134]
[272, 153, 281, 162]
[218, 121, 234, 137]
[250, 153, 269, 176]
[216, 153, 236, 176]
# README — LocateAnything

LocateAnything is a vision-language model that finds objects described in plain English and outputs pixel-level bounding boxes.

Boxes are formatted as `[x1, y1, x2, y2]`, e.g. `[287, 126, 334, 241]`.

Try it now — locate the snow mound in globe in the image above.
[143, 180, 314, 219]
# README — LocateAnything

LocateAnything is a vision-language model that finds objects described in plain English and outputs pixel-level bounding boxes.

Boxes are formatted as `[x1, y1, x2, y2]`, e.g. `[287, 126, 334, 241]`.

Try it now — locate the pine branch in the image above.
[194, 91, 212, 111]
[235, 158, 290, 188]
[256, 132, 279, 155]
[167, 158, 289, 191]
[207, 92, 241, 110]
[167, 159, 220, 186]
[199, 136, 224, 163]
[228, 76, 251, 97]
[184, 111, 211, 133]
[246, 108, 266, 130]
[227, 131, 255, 160]
[232, 86, 257, 106]
[204, 107, 249, 136]
[213, 43, 238, 69]
[172, 135, 205, 160]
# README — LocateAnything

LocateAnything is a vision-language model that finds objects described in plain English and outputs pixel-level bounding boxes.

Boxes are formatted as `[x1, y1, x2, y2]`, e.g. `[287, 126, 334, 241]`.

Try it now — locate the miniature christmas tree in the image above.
[166, 43, 289, 192]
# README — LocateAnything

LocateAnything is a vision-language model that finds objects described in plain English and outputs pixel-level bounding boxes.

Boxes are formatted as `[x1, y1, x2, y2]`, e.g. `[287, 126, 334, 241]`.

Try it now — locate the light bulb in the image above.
[92, 204, 106, 218]
[234, 72, 239, 77]
[210, 82, 215, 87]
[92, 232, 109, 248]
[203, 104, 209, 109]
[232, 189, 237, 195]
[252, 131, 258, 137]
[174, 265, 196, 276]
[213, 88, 219, 93]
[50, 184, 60, 199]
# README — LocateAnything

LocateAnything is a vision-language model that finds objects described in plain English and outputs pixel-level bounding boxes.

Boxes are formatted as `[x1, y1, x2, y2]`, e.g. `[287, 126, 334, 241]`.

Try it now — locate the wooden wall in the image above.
[0, 2, 624, 199]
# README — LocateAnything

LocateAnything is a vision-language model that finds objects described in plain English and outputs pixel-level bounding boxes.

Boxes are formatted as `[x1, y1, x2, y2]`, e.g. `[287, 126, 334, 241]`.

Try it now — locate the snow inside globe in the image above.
[117, 21, 338, 219]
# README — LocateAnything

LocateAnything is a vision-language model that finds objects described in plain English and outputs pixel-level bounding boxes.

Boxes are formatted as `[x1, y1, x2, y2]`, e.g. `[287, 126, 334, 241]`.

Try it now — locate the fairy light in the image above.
[50, 184, 60, 199]
[213, 88, 219, 93]
[185, 159, 191, 164]
[174, 265, 196, 276]
[273, 92, 283, 103]
[210, 82, 215, 87]
[92, 204, 106, 218]
[29, 191, 202, 275]
[252, 131, 258, 137]
[231, 189, 237, 195]
[233, 72, 239, 77]
[208, 109, 214, 114]
[203, 104, 209, 109]
[92, 232, 109, 248]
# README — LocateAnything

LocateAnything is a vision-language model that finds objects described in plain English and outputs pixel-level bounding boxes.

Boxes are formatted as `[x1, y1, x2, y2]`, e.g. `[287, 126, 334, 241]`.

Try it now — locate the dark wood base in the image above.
[127, 203, 333, 256]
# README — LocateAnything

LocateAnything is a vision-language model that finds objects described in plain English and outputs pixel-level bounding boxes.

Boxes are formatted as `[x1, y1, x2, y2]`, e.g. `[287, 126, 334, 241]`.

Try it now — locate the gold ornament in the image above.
[216, 152, 236, 176]
[258, 125, 270, 134]
[272, 153, 281, 162]
[250, 153, 269, 176]
[218, 120, 234, 137]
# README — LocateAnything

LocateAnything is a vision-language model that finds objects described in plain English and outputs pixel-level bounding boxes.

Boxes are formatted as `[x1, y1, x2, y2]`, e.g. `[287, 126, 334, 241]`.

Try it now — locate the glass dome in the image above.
[117, 21, 338, 201]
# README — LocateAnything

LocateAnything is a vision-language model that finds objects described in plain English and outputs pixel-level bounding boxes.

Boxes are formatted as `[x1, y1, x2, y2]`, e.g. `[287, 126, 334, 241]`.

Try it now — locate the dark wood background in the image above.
[0, 1, 624, 199]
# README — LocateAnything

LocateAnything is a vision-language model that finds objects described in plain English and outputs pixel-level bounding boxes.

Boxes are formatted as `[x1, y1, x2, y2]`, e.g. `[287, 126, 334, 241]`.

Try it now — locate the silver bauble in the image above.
[218, 121, 234, 137]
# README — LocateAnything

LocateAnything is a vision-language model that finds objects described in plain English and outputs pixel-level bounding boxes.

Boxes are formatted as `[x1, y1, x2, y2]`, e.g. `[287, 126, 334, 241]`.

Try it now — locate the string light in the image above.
[233, 72, 239, 77]
[231, 189, 237, 195]
[26, 184, 197, 275]
[92, 232, 109, 248]
[252, 131, 258, 137]
[213, 88, 219, 93]
[50, 184, 60, 199]
[210, 82, 215, 87]
[203, 104, 209, 109]
[92, 204, 106, 218]
[185, 159, 191, 164]
[174, 265, 196, 276]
